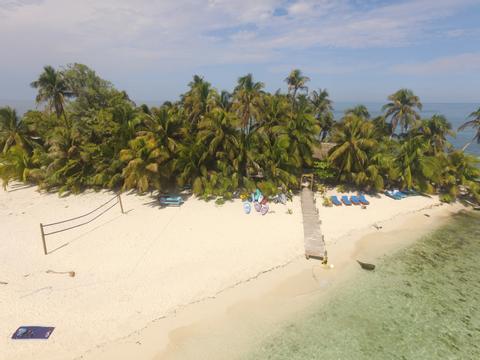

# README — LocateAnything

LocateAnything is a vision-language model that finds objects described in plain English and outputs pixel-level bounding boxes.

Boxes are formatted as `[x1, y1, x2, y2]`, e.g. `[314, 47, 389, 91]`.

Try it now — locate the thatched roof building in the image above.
[312, 142, 335, 160]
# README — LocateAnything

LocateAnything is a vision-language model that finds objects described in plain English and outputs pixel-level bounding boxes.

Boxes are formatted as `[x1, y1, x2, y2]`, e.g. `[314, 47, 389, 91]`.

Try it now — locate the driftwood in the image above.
[0, 281, 8, 285]
[357, 260, 375, 271]
[46, 270, 76, 277]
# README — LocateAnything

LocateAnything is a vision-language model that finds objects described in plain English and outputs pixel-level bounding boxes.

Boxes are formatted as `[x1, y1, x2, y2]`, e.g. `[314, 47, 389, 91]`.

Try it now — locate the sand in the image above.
[0, 184, 466, 360]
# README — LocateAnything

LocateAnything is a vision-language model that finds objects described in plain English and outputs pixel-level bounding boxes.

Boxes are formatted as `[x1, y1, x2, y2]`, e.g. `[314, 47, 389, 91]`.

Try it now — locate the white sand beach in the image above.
[0, 184, 466, 360]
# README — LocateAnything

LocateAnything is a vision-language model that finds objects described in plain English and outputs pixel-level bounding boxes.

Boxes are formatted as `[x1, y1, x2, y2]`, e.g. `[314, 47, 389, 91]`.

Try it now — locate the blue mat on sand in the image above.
[12, 326, 54, 340]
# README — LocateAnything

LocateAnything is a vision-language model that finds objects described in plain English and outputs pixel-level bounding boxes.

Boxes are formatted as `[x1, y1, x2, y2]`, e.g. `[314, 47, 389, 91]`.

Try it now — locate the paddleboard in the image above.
[260, 203, 269, 215]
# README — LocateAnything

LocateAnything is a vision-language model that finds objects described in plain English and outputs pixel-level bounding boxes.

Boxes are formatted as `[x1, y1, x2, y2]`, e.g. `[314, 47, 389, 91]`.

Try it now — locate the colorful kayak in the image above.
[260, 203, 269, 215]
[254, 202, 261, 212]
[243, 202, 251, 214]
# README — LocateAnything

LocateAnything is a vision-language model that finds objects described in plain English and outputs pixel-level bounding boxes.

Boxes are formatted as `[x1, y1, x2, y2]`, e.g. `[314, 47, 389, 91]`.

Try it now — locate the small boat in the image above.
[357, 260, 375, 271]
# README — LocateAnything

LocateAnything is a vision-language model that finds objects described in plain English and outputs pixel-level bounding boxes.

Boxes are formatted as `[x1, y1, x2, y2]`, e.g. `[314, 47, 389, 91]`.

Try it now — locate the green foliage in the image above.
[322, 196, 333, 207]
[1, 64, 478, 204]
[382, 88, 422, 135]
[313, 160, 336, 182]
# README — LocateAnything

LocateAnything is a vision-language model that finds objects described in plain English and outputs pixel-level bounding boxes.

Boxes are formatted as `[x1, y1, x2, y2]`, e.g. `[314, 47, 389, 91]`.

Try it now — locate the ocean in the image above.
[1, 100, 479, 157]
[245, 211, 480, 359]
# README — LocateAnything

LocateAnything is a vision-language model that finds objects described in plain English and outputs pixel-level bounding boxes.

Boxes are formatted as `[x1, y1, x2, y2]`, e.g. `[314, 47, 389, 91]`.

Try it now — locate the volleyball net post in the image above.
[39, 193, 124, 255]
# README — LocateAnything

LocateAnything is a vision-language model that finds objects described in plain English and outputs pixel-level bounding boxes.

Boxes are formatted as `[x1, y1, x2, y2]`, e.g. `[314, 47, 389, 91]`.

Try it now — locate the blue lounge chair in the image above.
[403, 189, 419, 196]
[393, 189, 407, 198]
[384, 190, 401, 200]
[350, 195, 361, 205]
[341, 195, 352, 206]
[330, 195, 342, 206]
[159, 195, 184, 207]
[358, 194, 370, 205]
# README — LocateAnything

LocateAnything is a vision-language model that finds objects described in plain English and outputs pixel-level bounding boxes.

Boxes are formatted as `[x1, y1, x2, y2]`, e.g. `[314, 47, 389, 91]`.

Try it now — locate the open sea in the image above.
[1, 100, 479, 157]
[245, 211, 480, 360]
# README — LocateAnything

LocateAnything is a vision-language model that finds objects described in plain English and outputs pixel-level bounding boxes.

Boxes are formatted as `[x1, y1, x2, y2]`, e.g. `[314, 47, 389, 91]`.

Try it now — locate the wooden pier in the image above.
[300, 187, 326, 260]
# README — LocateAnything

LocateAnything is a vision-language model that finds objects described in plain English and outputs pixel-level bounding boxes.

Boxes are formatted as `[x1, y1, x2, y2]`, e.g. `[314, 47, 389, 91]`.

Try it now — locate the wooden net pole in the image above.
[117, 193, 124, 214]
[40, 223, 47, 255]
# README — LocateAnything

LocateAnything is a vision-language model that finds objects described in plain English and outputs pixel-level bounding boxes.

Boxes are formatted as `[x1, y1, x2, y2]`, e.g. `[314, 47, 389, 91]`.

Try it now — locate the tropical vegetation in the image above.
[0, 64, 479, 204]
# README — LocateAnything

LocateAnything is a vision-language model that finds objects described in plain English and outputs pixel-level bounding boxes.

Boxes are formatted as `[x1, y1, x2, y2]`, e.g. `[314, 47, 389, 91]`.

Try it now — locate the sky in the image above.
[0, 0, 480, 104]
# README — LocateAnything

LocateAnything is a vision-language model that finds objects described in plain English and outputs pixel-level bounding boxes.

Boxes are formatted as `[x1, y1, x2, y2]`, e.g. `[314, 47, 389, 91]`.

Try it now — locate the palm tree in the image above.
[285, 69, 310, 100]
[328, 114, 380, 188]
[181, 75, 216, 130]
[458, 106, 480, 150]
[232, 73, 264, 133]
[0, 107, 30, 153]
[395, 136, 440, 191]
[417, 115, 454, 155]
[345, 105, 370, 119]
[119, 133, 171, 193]
[438, 150, 480, 202]
[0, 146, 36, 188]
[310, 89, 334, 141]
[31, 65, 72, 120]
[382, 89, 422, 135]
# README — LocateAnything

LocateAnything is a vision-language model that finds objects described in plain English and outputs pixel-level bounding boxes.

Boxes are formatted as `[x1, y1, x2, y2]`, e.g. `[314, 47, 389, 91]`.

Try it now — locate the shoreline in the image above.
[0, 184, 468, 360]
[82, 201, 466, 360]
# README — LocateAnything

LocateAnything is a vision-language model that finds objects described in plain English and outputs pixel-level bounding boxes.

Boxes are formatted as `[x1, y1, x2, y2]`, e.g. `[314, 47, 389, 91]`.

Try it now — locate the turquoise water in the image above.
[246, 211, 480, 360]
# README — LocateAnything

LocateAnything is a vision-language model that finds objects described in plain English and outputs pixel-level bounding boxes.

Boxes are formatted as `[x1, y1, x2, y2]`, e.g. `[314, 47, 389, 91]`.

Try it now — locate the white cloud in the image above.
[0, 0, 478, 98]
[392, 52, 480, 75]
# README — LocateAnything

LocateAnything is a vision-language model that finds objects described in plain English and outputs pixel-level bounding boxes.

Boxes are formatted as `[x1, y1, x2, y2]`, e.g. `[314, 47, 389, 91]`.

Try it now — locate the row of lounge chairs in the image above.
[330, 195, 369, 206]
[384, 189, 419, 200]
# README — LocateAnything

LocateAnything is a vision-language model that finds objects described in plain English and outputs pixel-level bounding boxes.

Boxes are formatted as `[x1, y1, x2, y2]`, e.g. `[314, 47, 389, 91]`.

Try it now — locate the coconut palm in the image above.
[0, 146, 37, 188]
[0, 107, 30, 153]
[197, 108, 240, 162]
[458, 106, 480, 150]
[31, 65, 72, 120]
[345, 105, 370, 119]
[328, 114, 380, 188]
[181, 75, 216, 130]
[119, 133, 171, 193]
[310, 89, 334, 141]
[382, 89, 422, 135]
[232, 74, 264, 132]
[395, 136, 440, 192]
[438, 150, 480, 202]
[285, 69, 310, 99]
[417, 115, 455, 155]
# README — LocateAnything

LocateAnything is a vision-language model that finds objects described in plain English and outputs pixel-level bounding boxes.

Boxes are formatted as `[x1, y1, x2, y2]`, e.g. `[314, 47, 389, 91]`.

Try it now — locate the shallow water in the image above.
[245, 211, 480, 360]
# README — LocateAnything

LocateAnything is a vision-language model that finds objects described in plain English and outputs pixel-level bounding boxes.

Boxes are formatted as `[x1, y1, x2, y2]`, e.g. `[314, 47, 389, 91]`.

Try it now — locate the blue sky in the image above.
[0, 0, 479, 103]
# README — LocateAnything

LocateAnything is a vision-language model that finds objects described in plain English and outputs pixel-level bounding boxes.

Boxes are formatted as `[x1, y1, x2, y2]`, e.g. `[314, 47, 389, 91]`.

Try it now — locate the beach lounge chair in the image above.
[341, 195, 352, 206]
[159, 195, 184, 207]
[384, 190, 401, 200]
[402, 189, 419, 196]
[358, 194, 370, 205]
[350, 195, 361, 205]
[393, 189, 407, 198]
[330, 196, 342, 206]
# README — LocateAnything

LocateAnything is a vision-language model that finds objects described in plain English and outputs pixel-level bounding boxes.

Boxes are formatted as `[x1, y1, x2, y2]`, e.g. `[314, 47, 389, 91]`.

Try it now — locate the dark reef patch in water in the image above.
[246, 211, 480, 360]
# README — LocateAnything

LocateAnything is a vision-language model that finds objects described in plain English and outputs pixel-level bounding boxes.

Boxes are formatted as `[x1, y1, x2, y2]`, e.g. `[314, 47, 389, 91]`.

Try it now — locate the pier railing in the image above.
[39, 193, 124, 255]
